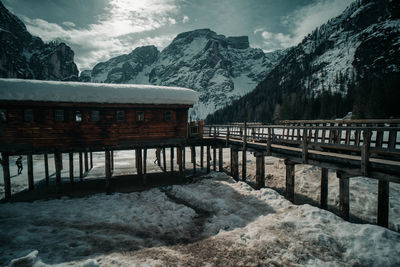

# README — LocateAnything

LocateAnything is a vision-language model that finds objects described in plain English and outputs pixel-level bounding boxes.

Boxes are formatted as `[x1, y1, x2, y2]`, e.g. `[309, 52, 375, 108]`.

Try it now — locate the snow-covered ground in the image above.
[1, 149, 400, 266]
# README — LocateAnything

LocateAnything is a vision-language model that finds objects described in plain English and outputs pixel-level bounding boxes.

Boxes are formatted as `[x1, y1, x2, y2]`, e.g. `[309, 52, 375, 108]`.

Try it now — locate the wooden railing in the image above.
[204, 121, 400, 160]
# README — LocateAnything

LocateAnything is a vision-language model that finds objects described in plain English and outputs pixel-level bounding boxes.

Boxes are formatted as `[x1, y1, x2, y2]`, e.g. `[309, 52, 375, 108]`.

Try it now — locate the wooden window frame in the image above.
[137, 111, 145, 122]
[116, 110, 125, 122]
[54, 109, 65, 122]
[91, 110, 100, 122]
[24, 109, 34, 122]
[75, 110, 83, 122]
[164, 111, 172, 122]
[0, 109, 7, 122]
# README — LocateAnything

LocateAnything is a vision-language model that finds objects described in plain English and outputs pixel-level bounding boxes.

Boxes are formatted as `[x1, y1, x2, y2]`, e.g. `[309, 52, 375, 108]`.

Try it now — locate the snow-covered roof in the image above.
[0, 78, 198, 105]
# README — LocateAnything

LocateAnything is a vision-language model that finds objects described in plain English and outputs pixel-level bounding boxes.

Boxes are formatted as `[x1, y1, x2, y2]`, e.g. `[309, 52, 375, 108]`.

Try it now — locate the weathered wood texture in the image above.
[338, 171, 350, 220]
[1, 153, 11, 200]
[69, 153, 74, 183]
[320, 168, 328, 209]
[0, 102, 190, 153]
[27, 154, 34, 190]
[377, 180, 389, 227]
[255, 153, 265, 189]
[44, 153, 49, 185]
[285, 160, 295, 202]
[231, 149, 239, 181]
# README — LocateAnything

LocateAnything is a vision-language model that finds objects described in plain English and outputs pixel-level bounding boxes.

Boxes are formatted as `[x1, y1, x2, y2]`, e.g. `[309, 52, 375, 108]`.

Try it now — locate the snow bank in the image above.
[2, 171, 399, 266]
[0, 78, 198, 105]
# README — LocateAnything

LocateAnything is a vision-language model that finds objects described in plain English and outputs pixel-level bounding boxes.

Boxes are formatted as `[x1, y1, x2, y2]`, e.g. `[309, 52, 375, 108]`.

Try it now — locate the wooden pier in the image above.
[1, 119, 400, 230]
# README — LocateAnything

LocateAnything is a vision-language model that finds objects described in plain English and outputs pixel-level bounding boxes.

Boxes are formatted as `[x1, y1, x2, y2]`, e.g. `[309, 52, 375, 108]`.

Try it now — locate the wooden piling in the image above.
[183, 147, 186, 169]
[84, 151, 89, 172]
[178, 146, 183, 174]
[137, 148, 142, 175]
[69, 153, 74, 184]
[285, 160, 295, 202]
[255, 153, 265, 189]
[170, 147, 174, 172]
[200, 145, 204, 169]
[213, 146, 217, 171]
[90, 152, 93, 169]
[219, 147, 223, 172]
[111, 150, 114, 171]
[1, 153, 11, 200]
[79, 152, 83, 182]
[44, 153, 49, 185]
[377, 180, 389, 227]
[143, 148, 147, 185]
[28, 154, 34, 190]
[231, 149, 239, 181]
[206, 145, 211, 173]
[55, 152, 62, 193]
[320, 168, 328, 209]
[192, 146, 196, 174]
[105, 150, 111, 194]
[162, 147, 166, 173]
[338, 171, 350, 221]
[267, 127, 272, 156]
[156, 148, 161, 167]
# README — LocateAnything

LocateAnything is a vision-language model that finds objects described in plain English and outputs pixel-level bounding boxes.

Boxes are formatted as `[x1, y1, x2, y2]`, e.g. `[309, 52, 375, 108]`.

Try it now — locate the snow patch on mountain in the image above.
[81, 29, 286, 120]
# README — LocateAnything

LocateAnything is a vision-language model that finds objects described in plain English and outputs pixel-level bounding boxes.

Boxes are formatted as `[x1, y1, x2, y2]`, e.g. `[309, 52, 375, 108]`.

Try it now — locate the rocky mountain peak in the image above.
[0, 2, 79, 80]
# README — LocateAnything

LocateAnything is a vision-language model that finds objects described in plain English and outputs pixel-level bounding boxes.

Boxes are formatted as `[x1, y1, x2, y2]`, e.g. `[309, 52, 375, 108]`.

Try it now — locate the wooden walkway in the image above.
[203, 119, 400, 228]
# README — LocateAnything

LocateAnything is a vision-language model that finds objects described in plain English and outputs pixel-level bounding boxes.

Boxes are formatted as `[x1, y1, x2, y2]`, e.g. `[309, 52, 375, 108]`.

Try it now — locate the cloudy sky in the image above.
[3, 0, 353, 71]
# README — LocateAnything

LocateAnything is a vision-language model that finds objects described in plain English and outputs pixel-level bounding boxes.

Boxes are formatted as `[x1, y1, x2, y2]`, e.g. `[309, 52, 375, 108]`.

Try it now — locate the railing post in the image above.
[226, 126, 230, 146]
[361, 129, 371, 176]
[302, 128, 309, 164]
[267, 127, 272, 156]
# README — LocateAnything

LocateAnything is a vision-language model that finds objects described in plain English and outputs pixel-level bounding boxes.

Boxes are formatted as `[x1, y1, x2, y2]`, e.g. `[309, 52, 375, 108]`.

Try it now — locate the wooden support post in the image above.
[105, 150, 111, 194]
[206, 145, 211, 173]
[338, 171, 350, 221]
[143, 149, 147, 185]
[79, 152, 83, 182]
[44, 153, 49, 186]
[178, 147, 183, 174]
[162, 147, 166, 173]
[377, 180, 389, 227]
[55, 152, 62, 193]
[218, 147, 223, 172]
[361, 130, 370, 176]
[192, 146, 196, 174]
[111, 150, 114, 171]
[320, 168, 328, 209]
[28, 154, 34, 190]
[255, 153, 265, 189]
[242, 149, 247, 181]
[231, 149, 239, 181]
[156, 148, 161, 167]
[90, 152, 93, 169]
[226, 127, 230, 146]
[302, 128, 309, 164]
[388, 128, 396, 150]
[170, 147, 174, 172]
[267, 127, 272, 156]
[137, 148, 142, 175]
[69, 153, 74, 184]
[183, 147, 186, 169]
[2, 153, 11, 200]
[285, 160, 295, 202]
[200, 145, 204, 169]
[213, 146, 217, 171]
[84, 151, 89, 172]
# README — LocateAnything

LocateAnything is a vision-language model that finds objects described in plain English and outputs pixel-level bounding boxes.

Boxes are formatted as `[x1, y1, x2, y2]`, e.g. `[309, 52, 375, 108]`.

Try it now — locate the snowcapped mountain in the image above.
[81, 29, 286, 119]
[0, 2, 78, 81]
[207, 0, 400, 123]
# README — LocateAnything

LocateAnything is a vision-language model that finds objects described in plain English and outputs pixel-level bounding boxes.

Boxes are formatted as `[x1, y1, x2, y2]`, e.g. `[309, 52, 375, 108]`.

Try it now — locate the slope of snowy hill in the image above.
[207, 0, 400, 123]
[0, 2, 78, 81]
[81, 29, 286, 120]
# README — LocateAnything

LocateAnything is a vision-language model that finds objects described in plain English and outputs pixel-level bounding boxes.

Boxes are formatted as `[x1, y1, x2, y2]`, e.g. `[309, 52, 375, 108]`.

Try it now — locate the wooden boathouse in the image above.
[1, 78, 400, 230]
